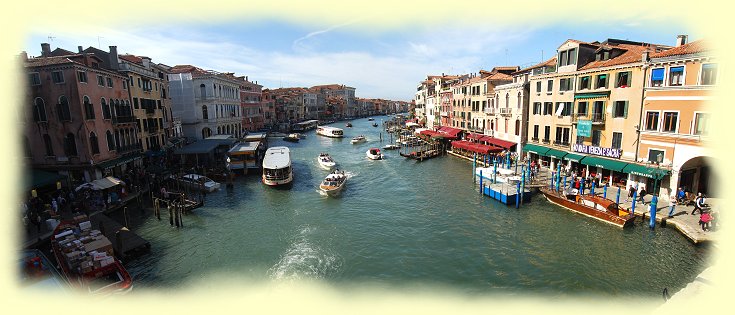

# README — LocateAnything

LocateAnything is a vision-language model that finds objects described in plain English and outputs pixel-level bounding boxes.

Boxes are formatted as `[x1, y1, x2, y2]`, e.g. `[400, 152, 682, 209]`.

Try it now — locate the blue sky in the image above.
[24, 19, 697, 101]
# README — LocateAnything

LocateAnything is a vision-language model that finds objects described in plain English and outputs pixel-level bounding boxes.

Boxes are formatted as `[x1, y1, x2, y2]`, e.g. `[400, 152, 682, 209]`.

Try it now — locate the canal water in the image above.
[123, 116, 710, 297]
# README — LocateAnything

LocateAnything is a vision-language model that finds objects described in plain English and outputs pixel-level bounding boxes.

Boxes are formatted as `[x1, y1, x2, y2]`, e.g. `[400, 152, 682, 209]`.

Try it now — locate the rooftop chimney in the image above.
[78, 46, 83, 53]
[676, 35, 688, 47]
[642, 51, 649, 62]
[20, 51, 28, 61]
[246, 76, 248, 81]
[109, 46, 119, 70]
[142, 56, 151, 69]
[41, 43, 51, 57]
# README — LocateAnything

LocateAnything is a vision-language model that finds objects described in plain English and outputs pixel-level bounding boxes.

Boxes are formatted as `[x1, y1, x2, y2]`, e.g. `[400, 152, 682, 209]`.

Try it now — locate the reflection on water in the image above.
[124, 116, 710, 297]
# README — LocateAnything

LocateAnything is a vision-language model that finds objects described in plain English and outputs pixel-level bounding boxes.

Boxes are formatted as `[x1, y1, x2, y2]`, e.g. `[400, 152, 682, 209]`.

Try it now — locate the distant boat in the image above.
[283, 133, 300, 142]
[317, 152, 336, 170]
[351, 135, 367, 144]
[319, 170, 347, 197]
[345, 122, 353, 128]
[316, 126, 344, 138]
[368, 118, 375, 121]
[539, 187, 635, 228]
[372, 122, 378, 127]
[366, 148, 384, 160]
[382, 144, 400, 150]
[175, 174, 221, 192]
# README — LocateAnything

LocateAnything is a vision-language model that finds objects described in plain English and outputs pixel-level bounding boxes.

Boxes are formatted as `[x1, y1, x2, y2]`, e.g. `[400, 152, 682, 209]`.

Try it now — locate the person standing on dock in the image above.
[691, 193, 705, 215]
[626, 185, 635, 202]
[668, 194, 677, 218]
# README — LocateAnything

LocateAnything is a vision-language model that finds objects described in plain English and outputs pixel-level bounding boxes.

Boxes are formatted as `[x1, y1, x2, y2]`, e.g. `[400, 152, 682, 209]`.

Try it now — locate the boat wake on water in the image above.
[267, 226, 342, 281]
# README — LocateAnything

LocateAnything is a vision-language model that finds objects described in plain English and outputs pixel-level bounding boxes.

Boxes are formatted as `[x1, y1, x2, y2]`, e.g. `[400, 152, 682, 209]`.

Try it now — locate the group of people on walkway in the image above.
[668, 187, 715, 232]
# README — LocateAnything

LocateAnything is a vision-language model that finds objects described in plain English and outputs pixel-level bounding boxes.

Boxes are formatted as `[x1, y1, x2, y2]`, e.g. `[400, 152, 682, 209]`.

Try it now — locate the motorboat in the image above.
[283, 133, 300, 142]
[316, 126, 344, 138]
[366, 148, 384, 160]
[319, 170, 347, 197]
[351, 135, 367, 144]
[20, 249, 71, 293]
[175, 174, 221, 192]
[382, 144, 400, 150]
[368, 118, 375, 121]
[50, 215, 133, 295]
[539, 186, 635, 228]
[317, 152, 337, 170]
[345, 122, 353, 128]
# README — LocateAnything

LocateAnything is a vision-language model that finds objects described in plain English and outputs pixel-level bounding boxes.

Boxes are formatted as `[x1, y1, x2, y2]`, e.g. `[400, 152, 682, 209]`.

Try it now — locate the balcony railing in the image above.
[117, 143, 142, 154]
[112, 116, 136, 124]
[499, 107, 512, 117]
[541, 138, 550, 144]
[484, 107, 495, 114]
[531, 137, 539, 143]
[552, 140, 571, 148]
[573, 112, 605, 124]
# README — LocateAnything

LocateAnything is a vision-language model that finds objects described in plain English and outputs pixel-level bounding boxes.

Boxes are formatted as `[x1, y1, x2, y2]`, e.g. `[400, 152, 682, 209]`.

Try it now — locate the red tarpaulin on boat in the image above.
[482, 137, 516, 149]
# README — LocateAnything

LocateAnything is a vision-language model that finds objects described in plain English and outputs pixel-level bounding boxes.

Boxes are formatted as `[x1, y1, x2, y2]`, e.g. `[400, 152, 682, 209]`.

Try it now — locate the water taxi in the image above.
[283, 133, 300, 142]
[351, 135, 367, 144]
[175, 174, 221, 192]
[262, 146, 293, 186]
[539, 186, 635, 228]
[366, 148, 384, 160]
[319, 170, 347, 197]
[318, 153, 337, 170]
[382, 144, 400, 150]
[345, 122, 353, 128]
[316, 126, 344, 138]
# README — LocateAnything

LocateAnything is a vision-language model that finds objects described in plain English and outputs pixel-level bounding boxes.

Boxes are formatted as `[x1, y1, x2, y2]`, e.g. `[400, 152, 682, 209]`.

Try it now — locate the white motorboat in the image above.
[366, 148, 384, 160]
[382, 144, 400, 150]
[317, 153, 337, 170]
[176, 174, 221, 192]
[351, 135, 367, 144]
[319, 170, 347, 197]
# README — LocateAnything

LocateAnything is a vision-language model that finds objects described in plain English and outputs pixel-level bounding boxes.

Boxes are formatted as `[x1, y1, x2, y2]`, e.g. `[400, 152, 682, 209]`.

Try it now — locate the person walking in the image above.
[626, 185, 635, 202]
[638, 186, 647, 204]
[691, 193, 706, 215]
[699, 210, 712, 231]
[668, 194, 676, 218]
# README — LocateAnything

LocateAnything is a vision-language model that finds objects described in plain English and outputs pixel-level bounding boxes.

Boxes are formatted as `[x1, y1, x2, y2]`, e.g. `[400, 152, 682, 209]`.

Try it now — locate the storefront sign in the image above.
[573, 143, 621, 159]
[577, 120, 591, 137]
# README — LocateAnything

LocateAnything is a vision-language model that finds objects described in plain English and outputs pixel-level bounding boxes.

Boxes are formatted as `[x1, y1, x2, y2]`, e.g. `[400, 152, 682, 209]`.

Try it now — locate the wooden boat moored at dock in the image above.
[539, 187, 635, 228]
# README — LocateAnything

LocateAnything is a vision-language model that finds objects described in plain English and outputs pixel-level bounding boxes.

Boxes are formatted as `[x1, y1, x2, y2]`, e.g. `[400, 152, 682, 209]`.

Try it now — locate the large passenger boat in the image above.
[316, 126, 344, 138]
[50, 215, 133, 295]
[539, 186, 635, 228]
[262, 146, 293, 186]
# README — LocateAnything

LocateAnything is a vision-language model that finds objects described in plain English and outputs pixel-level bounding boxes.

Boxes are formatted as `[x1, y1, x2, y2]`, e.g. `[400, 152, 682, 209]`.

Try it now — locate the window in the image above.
[536, 81, 541, 93]
[648, 149, 665, 163]
[651, 68, 664, 87]
[97, 75, 105, 86]
[595, 74, 608, 89]
[200, 84, 207, 98]
[133, 98, 139, 109]
[569, 48, 577, 65]
[57, 96, 71, 121]
[544, 102, 553, 115]
[43, 134, 53, 156]
[547, 80, 553, 92]
[559, 50, 568, 66]
[701, 64, 717, 85]
[579, 76, 590, 90]
[555, 127, 570, 145]
[577, 101, 588, 116]
[559, 78, 573, 91]
[90, 132, 100, 155]
[77, 71, 88, 83]
[645, 111, 660, 131]
[662, 112, 678, 133]
[615, 71, 631, 88]
[592, 101, 605, 121]
[533, 102, 542, 115]
[63, 133, 77, 157]
[107, 77, 114, 88]
[106, 130, 115, 151]
[517, 92, 522, 109]
[555, 102, 573, 116]
[544, 126, 551, 141]
[515, 120, 520, 136]
[33, 98, 47, 122]
[51, 71, 64, 84]
[202, 105, 209, 119]
[83, 96, 95, 119]
[101, 98, 111, 119]
[576, 135, 584, 144]
[693, 113, 710, 135]
[29, 73, 41, 86]
[669, 66, 684, 86]
[592, 130, 601, 146]
[533, 125, 539, 139]
[612, 101, 628, 118]
[612, 132, 622, 149]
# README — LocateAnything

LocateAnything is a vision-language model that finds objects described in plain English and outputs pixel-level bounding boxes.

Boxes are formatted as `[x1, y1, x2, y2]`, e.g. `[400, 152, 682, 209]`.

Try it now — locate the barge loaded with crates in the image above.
[50, 215, 133, 295]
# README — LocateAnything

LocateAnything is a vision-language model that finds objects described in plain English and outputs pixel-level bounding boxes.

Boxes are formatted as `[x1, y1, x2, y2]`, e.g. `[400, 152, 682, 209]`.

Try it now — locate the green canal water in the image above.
[123, 116, 710, 297]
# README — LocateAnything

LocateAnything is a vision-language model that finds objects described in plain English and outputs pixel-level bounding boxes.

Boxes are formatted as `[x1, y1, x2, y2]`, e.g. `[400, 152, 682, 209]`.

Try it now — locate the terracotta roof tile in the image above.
[25, 55, 77, 67]
[578, 44, 655, 70]
[119, 54, 143, 64]
[650, 40, 710, 58]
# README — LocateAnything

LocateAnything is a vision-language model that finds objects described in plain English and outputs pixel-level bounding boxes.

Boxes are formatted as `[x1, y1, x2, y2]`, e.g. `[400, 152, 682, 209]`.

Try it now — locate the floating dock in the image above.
[89, 213, 151, 261]
[480, 182, 533, 205]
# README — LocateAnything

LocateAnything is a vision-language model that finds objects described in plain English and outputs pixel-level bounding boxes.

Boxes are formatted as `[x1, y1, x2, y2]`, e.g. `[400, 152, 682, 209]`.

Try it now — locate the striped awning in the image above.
[522, 143, 550, 155]
[564, 153, 585, 162]
[574, 92, 610, 100]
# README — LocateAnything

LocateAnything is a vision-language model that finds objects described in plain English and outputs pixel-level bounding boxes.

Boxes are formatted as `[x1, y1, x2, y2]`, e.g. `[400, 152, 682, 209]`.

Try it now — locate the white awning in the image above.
[91, 176, 125, 190]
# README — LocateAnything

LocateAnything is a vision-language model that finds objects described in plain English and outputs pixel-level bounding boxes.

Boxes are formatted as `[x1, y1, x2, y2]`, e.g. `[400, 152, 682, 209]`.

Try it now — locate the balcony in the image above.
[440, 111, 449, 117]
[117, 143, 142, 154]
[499, 107, 512, 117]
[552, 140, 571, 148]
[112, 116, 136, 124]
[573, 112, 605, 124]
[541, 138, 550, 144]
[484, 107, 495, 115]
[531, 137, 539, 143]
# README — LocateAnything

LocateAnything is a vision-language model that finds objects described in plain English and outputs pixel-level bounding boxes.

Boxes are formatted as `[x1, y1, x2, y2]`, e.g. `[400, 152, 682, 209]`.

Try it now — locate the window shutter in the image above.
[626, 72, 632, 87]
[623, 101, 629, 118]
[605, 75, 609, 89]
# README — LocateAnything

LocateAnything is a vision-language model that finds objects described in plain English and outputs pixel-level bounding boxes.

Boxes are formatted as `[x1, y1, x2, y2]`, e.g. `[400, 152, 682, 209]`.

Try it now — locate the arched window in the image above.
[201, 127, 212, 139]
[217, 126, 222, 134]
[114, 99, 121, 117]
[101, 98, 111, 119]
[43, 134, 54, 156]
[517, 92, 522, 109]
[106, 130, 115, 151]
[33, 97, 47, 122]
[200, 84, 207, 98]
[64, 133, 77, 156]
[57, 96, 71, 121]
[84, 96, 95, 119]
[89, 132, 100, 154]
[515, 119, 521, 136]
[125, 100, 131, 116]
[114, 130, 121, 149]
[505, 93, 510, 108]
[494, 95, 499, 109]
[202, 105, 208, 119]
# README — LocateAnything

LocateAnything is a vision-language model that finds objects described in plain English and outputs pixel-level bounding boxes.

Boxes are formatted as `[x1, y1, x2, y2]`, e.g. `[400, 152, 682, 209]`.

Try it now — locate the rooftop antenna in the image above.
[47, 35, 55, 43]
[541, 50, 544, 62]
[97, 36, 104, 48]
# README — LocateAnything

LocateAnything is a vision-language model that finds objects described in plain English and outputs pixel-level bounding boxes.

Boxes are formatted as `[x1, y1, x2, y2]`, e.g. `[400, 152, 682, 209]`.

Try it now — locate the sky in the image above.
[22, 19, 698, 102]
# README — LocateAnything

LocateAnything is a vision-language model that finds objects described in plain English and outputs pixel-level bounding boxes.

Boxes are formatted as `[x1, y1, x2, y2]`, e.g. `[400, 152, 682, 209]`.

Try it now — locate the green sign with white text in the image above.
[578, 120, 591, 137]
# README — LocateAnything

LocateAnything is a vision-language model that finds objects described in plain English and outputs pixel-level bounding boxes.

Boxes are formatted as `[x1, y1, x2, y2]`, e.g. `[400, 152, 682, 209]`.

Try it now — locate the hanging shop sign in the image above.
[572, 143, 621, 159]
[577, 120, 592, 137]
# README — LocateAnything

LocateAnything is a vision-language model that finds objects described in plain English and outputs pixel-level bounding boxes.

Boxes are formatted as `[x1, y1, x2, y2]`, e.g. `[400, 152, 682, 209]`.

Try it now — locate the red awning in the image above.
[478, 136, 494, 143]
[482, 137, 516, 149]
[465, 133, 483, 141]
[451, 141, 502, 155]
[438, 126, 463, 138]
[473, 143, 503, 154]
